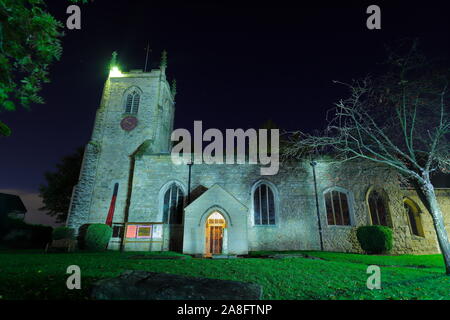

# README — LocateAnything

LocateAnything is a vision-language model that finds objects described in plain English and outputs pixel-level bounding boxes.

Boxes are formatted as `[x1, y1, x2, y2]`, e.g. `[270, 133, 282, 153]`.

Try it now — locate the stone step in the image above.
[211, 254, 238, 259]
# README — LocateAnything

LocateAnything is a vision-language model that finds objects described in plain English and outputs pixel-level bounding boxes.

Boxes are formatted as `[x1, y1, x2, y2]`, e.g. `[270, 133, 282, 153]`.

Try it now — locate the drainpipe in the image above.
[120, 153, 137, 252]
[187, 153, 194, 204]
[310, 160, 324, 251]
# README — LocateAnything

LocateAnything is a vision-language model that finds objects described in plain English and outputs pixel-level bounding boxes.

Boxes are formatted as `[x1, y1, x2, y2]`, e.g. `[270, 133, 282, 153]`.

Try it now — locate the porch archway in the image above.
[205, 211, 227, 256]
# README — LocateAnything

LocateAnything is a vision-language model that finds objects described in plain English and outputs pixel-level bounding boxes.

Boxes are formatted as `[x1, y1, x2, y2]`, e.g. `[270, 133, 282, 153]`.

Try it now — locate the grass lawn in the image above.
[0, 249, 448, 300]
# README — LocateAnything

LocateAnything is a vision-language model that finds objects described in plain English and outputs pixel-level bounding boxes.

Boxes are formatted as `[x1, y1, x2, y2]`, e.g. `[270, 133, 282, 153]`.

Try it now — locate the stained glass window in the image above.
[254, 184, 276, 225]
[324, 190, 351, 226]
[368, 190, 389, 226]
[163, 184, 184, 224]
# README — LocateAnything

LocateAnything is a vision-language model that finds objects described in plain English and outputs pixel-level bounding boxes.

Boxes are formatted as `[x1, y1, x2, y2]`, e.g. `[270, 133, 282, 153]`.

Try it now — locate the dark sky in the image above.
[1, 1, 449, 204]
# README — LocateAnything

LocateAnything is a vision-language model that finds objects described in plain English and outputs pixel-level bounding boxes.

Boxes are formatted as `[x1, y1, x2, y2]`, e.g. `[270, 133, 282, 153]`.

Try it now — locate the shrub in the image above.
[76, 224, 90, 250]
[30, 224, 53, 248]
[0, 218, 52, 249]
[52, 226, 75, 240]
[2, 229, 31, 247]
[84, 224, 112, 251]
[356, 225, 393, 254]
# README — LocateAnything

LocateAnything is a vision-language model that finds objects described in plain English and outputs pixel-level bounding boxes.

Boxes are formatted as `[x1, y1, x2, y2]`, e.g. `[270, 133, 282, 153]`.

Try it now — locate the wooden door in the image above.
[205, 212, 226, 256]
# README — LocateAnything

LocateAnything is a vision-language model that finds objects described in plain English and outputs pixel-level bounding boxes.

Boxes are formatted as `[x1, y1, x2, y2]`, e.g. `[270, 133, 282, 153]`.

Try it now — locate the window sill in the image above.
[122, 113, 137, 117]
[325, 224, 354, 229]
[124, 238, 152, 242]
[253, 224, 278, 228]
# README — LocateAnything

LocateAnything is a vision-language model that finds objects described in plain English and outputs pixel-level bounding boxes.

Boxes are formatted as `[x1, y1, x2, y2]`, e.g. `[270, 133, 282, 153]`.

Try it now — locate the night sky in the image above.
[1, 1, 449, 225]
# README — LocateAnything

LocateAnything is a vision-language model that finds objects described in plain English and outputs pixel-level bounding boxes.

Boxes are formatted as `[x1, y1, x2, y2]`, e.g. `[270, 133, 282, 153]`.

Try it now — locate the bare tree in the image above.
[285, 41, 450, 274]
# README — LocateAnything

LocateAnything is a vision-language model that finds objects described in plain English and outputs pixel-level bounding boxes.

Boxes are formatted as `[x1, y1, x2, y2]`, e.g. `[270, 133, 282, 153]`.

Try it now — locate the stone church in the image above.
[66, 57, 450, 256]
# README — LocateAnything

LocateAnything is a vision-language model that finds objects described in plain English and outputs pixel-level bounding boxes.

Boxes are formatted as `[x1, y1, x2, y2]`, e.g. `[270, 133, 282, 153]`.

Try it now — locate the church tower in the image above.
[66, 52, 176, 234]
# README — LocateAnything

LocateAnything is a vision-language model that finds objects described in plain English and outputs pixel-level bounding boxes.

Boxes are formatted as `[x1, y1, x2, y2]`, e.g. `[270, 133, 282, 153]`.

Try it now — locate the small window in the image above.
[112, 223, 124, 238]
[324, 189, 351, 226]
[253, 183, 276, 225]
[368, 190, 389, 226]
[124, 90, 140, 114]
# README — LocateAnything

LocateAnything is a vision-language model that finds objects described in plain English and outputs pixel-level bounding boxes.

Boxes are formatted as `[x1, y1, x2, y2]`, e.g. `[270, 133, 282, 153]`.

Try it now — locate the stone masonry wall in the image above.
[395, 189, 450, 254]
[66, 79, 111, 232]
[129, 154, 322, 252]
[312, 160, 450, 254]
[128, 156, 449, 254]
[66, 70, 449, 254]
[67, 70, 175, 233]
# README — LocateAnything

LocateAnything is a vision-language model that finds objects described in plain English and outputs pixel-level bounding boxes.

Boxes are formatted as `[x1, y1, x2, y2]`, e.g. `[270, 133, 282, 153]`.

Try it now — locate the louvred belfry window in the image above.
[125, 90, 140, 114]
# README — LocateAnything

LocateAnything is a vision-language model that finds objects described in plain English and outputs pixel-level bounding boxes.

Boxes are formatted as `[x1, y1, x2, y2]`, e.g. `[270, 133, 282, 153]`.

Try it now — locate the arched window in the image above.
[253, 183, 276, 225]
[162, 183, 184, 224]
[368, 190, 390, 226]
[324, 189, 352, 226]
[124, 90, 140, 114]
[404, 199, 424, 237]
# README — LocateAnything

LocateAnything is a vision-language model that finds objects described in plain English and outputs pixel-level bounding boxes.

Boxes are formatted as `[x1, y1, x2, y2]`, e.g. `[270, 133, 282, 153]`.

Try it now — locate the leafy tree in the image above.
[39, 147, 83, 223]
[0, 0, 87, 136]
[284, 40, 450, 274]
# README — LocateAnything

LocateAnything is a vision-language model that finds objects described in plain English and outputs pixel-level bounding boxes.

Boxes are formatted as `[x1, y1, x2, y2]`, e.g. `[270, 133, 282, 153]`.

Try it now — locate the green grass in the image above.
[250, 250, 446, 270]
[0, 250, 448, 300]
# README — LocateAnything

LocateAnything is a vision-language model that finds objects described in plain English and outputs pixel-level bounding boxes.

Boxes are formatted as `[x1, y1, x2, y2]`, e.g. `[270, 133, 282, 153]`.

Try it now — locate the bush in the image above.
[76, 224, 90, 250]
[84, 224, 112, 251]
[30, 224, 53, 248]
[0, 218, 52, 249]
[356, 225, 393, 254]
[2, 229, 31, 247]
[52, 226, 74, 240]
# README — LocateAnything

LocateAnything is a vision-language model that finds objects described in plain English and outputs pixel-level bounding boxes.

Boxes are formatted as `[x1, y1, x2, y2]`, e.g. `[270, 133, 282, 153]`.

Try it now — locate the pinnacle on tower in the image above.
[109, 51, 123, 77]
[160, 50, 168, 70]
[171, 79, 177, 98]
[110, 51, 118, 68]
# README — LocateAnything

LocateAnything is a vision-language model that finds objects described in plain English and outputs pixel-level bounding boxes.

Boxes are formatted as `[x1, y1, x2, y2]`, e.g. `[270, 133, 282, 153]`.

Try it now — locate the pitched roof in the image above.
[0, 193, 27, 215]
[184, 184, 248, 212]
